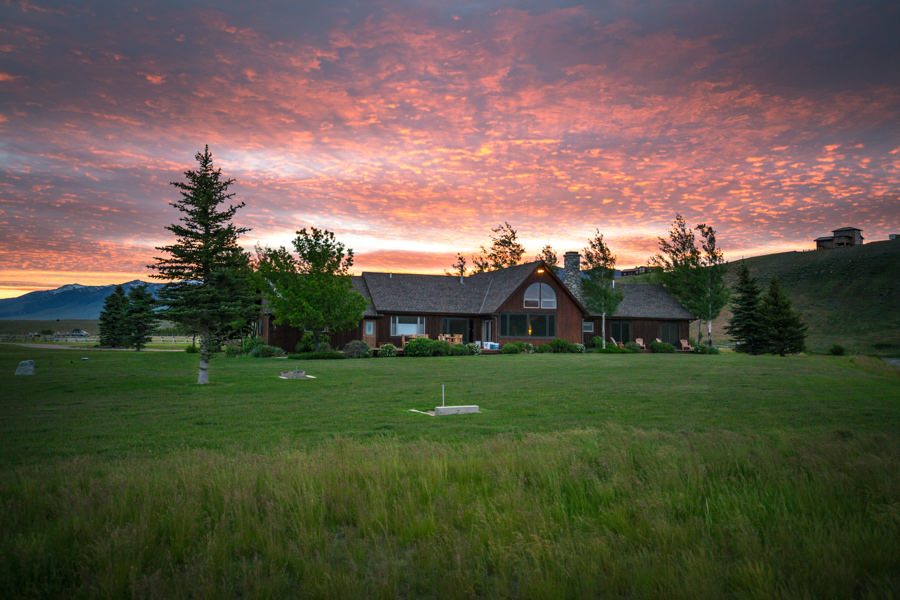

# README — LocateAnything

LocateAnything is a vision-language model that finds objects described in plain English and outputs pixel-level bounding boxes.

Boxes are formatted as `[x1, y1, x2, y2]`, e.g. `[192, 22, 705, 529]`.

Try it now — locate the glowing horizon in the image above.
[1, 1, 898, 300]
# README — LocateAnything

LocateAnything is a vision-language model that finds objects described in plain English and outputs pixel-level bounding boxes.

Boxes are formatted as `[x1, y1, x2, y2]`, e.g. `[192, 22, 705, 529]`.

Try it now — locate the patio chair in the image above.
[680, 339, 693, 352]
[635, 338, 646, 350]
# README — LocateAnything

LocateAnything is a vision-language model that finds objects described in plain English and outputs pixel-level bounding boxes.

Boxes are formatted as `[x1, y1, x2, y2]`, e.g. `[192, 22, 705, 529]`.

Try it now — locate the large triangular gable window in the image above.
[523, 282, 556, 309]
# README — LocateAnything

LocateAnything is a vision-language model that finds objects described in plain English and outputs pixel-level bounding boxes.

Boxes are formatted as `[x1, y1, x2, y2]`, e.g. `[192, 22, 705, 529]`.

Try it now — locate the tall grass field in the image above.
[1, 345, 898, 598]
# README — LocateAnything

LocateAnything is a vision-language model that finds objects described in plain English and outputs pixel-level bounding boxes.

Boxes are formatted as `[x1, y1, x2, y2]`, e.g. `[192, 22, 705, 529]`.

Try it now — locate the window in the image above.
[365, 321, 375, 335]
[441, 318, 470, 343]
[500, 313, 555, 338]
[523, 282, 557, 309]
[391, 315, 425, 336]
[610, 320, 631, 343]
[659, 321, 679, 345]
[582, 320, 594, 333]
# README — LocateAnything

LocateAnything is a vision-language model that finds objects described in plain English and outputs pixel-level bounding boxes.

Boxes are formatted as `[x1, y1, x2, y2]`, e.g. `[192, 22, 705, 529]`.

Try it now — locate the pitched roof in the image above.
[355, 263, 692, 321]
[350, 276, 378, 317]
[599, 283, 694, 319]
[358, 261, 558, 315]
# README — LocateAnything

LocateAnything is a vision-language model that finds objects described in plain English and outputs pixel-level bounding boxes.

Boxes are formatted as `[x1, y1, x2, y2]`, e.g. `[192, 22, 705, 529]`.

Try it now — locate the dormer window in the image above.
[523, 282, 556, 309]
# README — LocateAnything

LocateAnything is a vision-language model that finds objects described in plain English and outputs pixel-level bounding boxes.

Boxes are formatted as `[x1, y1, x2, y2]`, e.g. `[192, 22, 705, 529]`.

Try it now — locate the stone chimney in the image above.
[562, 251, 582, 301]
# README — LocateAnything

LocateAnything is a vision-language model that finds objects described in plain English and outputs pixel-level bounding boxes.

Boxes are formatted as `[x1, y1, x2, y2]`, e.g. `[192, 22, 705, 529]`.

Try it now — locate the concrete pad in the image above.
[435, 405, 479, 416]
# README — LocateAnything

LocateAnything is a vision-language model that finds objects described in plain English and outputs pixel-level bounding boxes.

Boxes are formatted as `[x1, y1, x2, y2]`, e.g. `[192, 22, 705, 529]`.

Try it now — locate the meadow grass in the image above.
[1, 345, 898, 598]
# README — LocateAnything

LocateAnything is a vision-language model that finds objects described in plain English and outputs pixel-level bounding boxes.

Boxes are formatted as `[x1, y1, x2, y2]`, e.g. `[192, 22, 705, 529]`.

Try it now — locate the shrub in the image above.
[432, 340, 452, 356]
[450, 343, 470, 356]
[572, 343, 585, 353]
[649, 341, 675, 353]
[342, 339, 370, 358]
[829, 344, 845, 356]
[242, 336, 264, 354]
[595, 345, 630, 353]
[250, 344, 286, 358]
[465, 342, 482, 355]
[693, 343, 720, 355]
[624, 341, 642, 353]
[377, 343, 398, 357]
[287, 351, 346, 360]
[223, 344, 242, 357]
[295, 332, 330, 353]
[520, 342, 534, 354]
[501, 342, 521, 354]
[404, 337, 436, 357]
[185, 344, 199, 353]
[549, 338, 576, 353]
[536, 343, 553, 353]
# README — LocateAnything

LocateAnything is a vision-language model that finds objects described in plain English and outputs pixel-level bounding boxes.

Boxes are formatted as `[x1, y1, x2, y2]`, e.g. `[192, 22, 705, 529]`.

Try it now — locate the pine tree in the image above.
[125, 284, 158, 351]
[150, 146, 258, 384]
[725, 262, 764, 354]
[98, 285, 129, 347]
[581, 230, 623, 349]
[760, 276, 807, 356]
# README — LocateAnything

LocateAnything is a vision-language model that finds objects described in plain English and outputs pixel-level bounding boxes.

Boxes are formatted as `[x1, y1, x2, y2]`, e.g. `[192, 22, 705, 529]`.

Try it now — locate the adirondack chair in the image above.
[609, 336, 624, 349]
[680, 339, 693, 352]
[655, 338, 663, 344]
[634, 338, 646, 350]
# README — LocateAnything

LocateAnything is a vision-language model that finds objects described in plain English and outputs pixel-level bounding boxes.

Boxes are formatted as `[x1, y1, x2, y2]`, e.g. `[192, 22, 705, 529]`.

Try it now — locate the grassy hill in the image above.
[708, 239, 900, 354]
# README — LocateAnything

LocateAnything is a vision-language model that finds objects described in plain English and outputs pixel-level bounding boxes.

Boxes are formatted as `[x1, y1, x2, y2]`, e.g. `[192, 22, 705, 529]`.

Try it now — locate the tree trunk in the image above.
[313, 330, 320, 353]
[197, 332, 211, 385]
[707, 320, 713, 347]
[697, 319, 702, 345]
[601, 312, 606, 349]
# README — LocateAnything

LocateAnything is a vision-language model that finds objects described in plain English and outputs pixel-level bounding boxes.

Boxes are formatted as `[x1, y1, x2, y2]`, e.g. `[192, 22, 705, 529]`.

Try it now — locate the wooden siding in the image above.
[496, 269, 585, 344]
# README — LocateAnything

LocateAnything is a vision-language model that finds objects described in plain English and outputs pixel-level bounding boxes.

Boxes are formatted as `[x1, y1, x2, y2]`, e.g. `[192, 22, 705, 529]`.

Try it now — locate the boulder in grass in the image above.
[279, 369, 316, 380]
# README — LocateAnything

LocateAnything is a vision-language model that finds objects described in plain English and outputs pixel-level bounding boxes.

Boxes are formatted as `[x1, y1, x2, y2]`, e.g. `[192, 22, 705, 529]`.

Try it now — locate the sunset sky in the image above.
[1, 1, 898, 299]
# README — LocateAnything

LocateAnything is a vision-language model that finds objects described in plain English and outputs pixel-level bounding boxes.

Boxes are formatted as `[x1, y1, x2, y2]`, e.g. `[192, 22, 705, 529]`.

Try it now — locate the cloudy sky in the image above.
[1, 0, 898, 298]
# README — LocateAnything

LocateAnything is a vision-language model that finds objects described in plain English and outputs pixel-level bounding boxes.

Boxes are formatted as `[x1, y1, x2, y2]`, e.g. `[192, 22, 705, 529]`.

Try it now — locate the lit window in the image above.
[500, 313, 556, 337]
[523, 282, 557, 309]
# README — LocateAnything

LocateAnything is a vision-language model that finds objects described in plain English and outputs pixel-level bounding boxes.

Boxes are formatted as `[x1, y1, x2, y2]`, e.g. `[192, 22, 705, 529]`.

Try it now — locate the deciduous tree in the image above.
[535, 245, 558, 268]
[256, 227, 367, 352]
[150, 146, 258, 384]
[694, 223, 729, 346]
[581, 230, 623, 349]
[651, 215, 728, 346]
[472, 222, 525, 273]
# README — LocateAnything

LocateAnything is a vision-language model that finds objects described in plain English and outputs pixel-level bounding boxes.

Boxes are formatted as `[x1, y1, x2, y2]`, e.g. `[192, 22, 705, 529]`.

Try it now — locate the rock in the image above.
[15, 360, 35, 375]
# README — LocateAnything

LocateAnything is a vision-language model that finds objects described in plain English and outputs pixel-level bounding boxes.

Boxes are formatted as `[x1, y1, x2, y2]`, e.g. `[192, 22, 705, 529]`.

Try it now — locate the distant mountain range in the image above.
[0, 280, 165, 320]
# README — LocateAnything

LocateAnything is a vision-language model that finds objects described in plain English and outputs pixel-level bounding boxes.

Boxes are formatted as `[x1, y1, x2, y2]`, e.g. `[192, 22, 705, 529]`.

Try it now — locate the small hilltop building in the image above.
[815, 227, 863, 250]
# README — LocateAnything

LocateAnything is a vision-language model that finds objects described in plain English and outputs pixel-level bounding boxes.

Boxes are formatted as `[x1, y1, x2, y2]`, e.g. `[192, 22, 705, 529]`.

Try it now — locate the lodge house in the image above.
[260, 251, 693, 352]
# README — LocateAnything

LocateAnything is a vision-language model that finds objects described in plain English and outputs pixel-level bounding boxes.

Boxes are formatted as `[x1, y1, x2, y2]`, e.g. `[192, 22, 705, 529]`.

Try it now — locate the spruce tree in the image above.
[150, 146, 258, 384]
[725, 262, 764, 354]
[125, 284, 158, 351]
[760, 276, 808, 356]
[98, 285, 129, 347]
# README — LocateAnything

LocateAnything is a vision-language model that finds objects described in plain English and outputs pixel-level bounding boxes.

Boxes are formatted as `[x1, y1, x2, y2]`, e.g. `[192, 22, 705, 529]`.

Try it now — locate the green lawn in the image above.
[1, 345, 898, 598]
